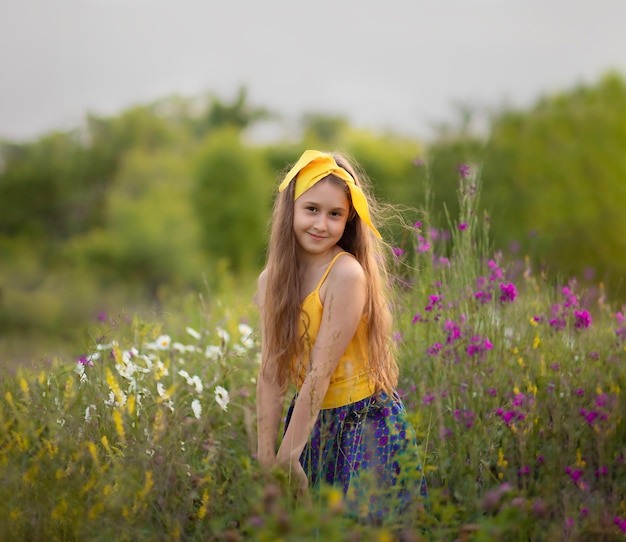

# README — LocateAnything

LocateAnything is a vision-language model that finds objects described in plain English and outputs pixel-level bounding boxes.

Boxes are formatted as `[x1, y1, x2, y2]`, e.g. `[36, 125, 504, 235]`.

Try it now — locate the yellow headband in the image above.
[278, 150, 381, 239]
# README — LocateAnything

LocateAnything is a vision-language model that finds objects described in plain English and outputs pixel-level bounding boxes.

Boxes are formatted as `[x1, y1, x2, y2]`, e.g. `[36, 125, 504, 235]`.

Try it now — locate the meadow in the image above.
[1, 169, 625, 541]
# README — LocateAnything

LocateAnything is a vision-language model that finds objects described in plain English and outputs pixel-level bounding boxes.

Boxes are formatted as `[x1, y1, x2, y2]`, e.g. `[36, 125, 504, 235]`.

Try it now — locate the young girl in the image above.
[256, 150, 426, 522]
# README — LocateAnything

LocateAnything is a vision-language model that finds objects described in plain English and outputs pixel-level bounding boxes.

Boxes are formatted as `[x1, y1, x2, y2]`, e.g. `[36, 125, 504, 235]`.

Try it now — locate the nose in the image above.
[314, 215, 327, 232]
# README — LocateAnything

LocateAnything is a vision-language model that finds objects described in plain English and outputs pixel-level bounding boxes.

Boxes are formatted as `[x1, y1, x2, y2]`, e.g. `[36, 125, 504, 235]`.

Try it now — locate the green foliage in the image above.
[192, 129, 274, 274]
[483, 73, 626, 290]
[63, 148, 206, 298]
[427, 72, 626, 300]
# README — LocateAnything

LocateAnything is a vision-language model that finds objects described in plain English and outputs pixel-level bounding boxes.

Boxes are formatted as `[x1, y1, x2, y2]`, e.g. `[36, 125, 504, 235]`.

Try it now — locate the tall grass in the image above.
[1, 166, 624, 541]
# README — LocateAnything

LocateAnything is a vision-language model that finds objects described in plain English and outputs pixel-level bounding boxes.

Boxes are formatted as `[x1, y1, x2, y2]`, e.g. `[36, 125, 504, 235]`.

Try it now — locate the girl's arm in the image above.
[256, 270, 287, 469]
[275, 256, 367, 472]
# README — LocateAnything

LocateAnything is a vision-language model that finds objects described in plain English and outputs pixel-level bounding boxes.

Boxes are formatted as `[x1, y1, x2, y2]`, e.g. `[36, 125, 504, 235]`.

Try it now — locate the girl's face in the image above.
[292, 179, 350, 257]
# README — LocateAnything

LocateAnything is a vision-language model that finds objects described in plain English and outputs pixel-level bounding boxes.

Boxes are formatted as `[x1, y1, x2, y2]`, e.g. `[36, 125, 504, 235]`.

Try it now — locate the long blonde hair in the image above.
[261, 152, 399, 396]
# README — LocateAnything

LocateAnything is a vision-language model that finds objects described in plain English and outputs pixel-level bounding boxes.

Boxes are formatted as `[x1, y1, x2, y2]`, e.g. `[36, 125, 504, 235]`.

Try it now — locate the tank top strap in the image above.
[315, 251, 351, 294]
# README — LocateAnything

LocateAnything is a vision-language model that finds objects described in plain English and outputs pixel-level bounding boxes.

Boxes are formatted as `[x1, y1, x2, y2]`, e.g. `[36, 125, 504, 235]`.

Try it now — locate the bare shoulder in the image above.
[327, 254, 365, 289]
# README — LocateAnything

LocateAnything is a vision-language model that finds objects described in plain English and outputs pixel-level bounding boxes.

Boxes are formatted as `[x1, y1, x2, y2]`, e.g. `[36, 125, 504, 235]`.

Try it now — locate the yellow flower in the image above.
[576, 449, 586, 468]
[197, 489, 210, 519]
[112, 409, 126, 442]
[533, 334, 541, 349]
[19, 378, 30, 401]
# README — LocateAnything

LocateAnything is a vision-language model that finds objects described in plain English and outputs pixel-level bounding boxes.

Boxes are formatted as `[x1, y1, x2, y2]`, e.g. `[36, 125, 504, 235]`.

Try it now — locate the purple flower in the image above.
[574, 309, 592, 329]
[78, 356, 94, 368]
[574, 388, 584, 397]
[458, 222, 468, 231]
[392, 247, 405, 258]
[487, 387, 497, 397]
[413, 221, 422, 228]
[457, 164, 471, 178]
[417, 235, 431, 253]
[549, 317, 567, 331]
[427, 342, 443, 356]
[411, 313, 424, 324]
[422, 392, 435, 405]
[487, 259, 504, 281]
[499, 282, 517, 303]
[502, 410, 516, 424]
[595, 466, 608, 477]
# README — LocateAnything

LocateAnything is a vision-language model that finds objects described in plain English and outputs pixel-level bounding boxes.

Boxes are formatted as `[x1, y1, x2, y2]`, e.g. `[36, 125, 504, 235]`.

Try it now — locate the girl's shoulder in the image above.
[324, 252, 366, 290]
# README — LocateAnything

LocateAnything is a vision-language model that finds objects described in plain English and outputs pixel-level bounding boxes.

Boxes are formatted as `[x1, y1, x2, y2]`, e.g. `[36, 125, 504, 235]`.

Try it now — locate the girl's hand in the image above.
[288, 462, 311, 507]
[275, 458, 311, 506]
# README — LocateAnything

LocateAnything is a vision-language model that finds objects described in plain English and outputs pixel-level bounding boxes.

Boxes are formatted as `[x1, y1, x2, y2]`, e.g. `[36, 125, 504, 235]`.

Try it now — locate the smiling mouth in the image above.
[308, 232, 326, 239]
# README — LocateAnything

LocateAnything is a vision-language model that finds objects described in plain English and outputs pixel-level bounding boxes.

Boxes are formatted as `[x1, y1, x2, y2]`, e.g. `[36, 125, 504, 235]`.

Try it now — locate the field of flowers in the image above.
[1, 170, 625, 541]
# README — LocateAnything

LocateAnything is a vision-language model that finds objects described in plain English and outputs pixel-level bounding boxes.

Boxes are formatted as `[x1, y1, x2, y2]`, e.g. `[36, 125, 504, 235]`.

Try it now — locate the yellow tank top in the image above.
[293, 252, 376, 409]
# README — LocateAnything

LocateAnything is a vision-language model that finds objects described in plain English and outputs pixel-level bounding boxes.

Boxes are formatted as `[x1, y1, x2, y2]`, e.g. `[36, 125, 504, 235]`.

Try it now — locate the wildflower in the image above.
[157, 382, 169, 399]
[78, 355, 95, 368]
[411, 313, 424, 324]
[215, 386, 230, 411]
[488, 260, 504, 281]
[239, 323, 255, 348]
[444, 320, 461, 343]
[97, 312, 107, 322]
[427, 343, 443, 356]
[192, 375, 203, 394]
[413, 221, 422, 228]
[574, 309, 592, 329]
[458, 222, 468, 231]
[475, 290, 492, 304]
[191, 399, 202, 419]
[205, 345, 222, 360]
[457, 164, 471, 178]
[217, 327, 230, 344]
[422, 392, 435, 406]
[416, 235, 431, 253]
[186, 327, 202, 340]
[499, 282, 517, 303]
[392, 247, 404, 258]
[425, 294, 442, 312]
[595, 393, 608, 407]
[156, 335, 171, 350]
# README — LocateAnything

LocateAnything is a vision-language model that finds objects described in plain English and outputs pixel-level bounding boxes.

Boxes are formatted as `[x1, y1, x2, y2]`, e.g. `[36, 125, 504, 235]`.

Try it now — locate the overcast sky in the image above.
[1, 0, 625, 142]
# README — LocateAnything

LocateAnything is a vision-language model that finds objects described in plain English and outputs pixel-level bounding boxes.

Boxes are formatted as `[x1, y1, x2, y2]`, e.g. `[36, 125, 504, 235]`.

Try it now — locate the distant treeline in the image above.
[1, 75, 625, 358]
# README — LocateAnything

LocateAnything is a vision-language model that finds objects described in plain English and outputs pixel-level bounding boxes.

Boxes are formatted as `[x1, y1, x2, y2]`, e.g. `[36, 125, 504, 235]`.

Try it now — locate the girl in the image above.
[256, 150, 426, 522]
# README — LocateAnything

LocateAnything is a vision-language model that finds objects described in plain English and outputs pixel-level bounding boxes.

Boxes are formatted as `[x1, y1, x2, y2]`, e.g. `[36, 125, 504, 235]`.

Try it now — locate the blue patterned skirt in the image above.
[284, 392, 427, 523]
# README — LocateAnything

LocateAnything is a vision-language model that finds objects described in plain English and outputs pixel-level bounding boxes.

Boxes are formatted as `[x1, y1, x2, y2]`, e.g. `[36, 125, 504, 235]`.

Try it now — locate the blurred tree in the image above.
[193, 87, 273, 137]
[192, 129, 274, 273]
[63, 148, 205, 300]
[427, 72, 626, 297]
[482, 72, 626, 293]
[301, 113, 350, 146]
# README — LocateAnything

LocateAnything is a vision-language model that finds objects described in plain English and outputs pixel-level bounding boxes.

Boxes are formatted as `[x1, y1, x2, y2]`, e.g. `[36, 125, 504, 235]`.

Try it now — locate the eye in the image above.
[306, 206, 317, 213]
